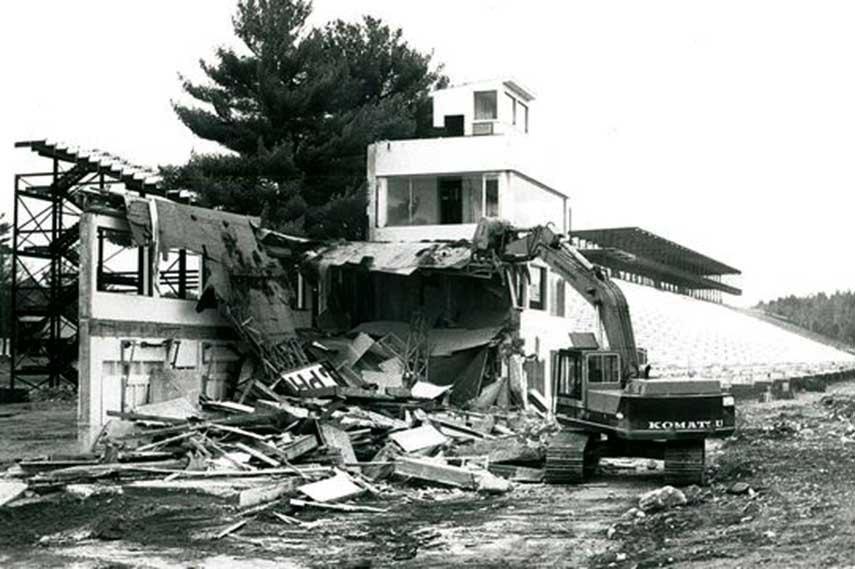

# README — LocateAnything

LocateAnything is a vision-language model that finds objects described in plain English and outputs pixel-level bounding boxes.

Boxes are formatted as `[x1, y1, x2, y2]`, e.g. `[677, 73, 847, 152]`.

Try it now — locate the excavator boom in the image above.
[474, 220, 640, 379]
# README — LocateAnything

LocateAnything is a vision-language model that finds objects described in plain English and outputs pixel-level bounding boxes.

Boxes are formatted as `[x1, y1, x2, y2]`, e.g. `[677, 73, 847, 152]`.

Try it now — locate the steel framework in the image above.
[11, 140, 162, 392]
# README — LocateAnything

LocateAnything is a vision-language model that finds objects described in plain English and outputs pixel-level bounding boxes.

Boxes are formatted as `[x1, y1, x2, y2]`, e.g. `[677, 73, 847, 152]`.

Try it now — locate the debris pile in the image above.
[2, 367, 557, 538]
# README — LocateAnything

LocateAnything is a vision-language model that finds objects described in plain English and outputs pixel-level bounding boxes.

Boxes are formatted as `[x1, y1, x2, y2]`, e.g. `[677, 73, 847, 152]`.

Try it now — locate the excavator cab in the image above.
[553, 348, 621, 411]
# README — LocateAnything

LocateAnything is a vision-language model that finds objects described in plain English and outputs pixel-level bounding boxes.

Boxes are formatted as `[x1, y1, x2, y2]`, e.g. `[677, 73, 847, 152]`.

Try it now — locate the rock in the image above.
[683, 484, 703, 504]
[620, 507, 646, 521]
[727, 482, 751, 495]
[638, 485, 687, 512]
[475, 471, 512, 495]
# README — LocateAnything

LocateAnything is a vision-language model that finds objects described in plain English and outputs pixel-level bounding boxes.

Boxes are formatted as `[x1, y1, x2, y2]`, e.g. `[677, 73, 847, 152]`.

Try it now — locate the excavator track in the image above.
[545, 431, 596, 484]
[664, 440, 706, 486]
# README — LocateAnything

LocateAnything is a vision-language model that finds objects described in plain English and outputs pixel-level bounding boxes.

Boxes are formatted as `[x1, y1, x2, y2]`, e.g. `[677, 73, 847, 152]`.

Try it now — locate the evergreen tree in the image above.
[757, 290, 855, 347]
[168, 0, 446, 239]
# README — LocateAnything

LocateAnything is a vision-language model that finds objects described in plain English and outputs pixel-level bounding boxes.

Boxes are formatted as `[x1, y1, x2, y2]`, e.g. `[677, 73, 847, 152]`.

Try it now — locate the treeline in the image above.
[756, 291, 855, 347]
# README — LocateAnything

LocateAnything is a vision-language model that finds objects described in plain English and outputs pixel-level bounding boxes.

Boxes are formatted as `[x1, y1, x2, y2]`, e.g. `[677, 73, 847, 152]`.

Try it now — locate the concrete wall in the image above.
[431, 78, 532, 136]
[78, 212, 238, 449]
[367, 134, 567, 241]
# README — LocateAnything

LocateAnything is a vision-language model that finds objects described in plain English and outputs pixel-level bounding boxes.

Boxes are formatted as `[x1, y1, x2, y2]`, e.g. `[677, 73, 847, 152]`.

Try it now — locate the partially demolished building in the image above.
[19, 78, 808, 450]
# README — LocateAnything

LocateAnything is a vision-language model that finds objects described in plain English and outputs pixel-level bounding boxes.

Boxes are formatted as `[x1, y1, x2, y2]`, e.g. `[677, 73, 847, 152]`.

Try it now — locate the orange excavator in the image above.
[473, 220, 735, 485]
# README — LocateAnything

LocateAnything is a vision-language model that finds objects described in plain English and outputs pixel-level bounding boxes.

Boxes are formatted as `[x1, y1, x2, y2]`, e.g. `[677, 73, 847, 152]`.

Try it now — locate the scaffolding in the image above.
[10, 140, 162, 392]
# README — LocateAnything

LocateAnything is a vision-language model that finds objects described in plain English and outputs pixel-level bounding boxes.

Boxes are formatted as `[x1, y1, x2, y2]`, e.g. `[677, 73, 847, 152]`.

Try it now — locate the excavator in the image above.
[473, 219, 735, 485]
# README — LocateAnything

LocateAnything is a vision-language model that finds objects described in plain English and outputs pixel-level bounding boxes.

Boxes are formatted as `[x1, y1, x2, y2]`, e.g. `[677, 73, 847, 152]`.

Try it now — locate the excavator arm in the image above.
[473, 219, 640, 381]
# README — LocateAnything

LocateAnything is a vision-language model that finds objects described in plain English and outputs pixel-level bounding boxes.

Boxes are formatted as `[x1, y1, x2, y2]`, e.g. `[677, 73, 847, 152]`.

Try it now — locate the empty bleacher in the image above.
[564, 280, 855, 385]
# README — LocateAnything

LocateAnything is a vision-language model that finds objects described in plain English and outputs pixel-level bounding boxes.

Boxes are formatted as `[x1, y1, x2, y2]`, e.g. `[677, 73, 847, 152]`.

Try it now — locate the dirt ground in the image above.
[0, 400, 77, 465]
[2, 383, 855, 568]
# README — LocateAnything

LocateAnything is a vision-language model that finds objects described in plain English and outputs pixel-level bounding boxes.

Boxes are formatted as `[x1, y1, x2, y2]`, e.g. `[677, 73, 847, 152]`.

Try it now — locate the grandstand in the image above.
[571, 227, 741, 304]
[565, 278, 855, 385]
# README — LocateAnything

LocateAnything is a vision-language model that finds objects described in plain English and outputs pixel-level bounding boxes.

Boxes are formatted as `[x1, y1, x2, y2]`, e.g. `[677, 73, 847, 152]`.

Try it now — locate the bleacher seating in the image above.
[564, 280, 855, 384]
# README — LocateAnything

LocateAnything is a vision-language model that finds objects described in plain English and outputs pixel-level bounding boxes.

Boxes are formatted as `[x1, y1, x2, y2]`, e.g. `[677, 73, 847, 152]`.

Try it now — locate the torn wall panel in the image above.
[125, 198, 300, 345]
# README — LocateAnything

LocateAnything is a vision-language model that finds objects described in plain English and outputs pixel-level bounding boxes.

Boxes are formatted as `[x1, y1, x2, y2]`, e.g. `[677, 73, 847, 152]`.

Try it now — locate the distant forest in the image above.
[756, 291, 855, 347]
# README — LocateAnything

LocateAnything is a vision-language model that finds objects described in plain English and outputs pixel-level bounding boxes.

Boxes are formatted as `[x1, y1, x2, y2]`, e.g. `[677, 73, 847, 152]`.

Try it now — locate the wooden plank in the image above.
[277, 434, 319, 461]
[0, 481, 28, 507]
[233, 442, 280, 468]
[126, 465, 332, 478]
[208, 424, 268, 442]
[238, 479, 300, 509]
[255, 399, 310, 419]
[464, 437, 541, 464]
[134, 431, 196, 452]
[488, 464, 545, 482]
[430, 417, 495, 439]
[214, 519, 247, 539]
[113, 411, 290, 441]
[297, 471, 364, 503]
[389, 425, 448, 454]
[289, 498, 387, 513]
[411, 382, 452, 400]
[252, 380, 285, 403]
[394, 457, 477, 489]
[106, 410, 185, 425]
[318, 424, 357, 465]
[203, 401, 256, 414]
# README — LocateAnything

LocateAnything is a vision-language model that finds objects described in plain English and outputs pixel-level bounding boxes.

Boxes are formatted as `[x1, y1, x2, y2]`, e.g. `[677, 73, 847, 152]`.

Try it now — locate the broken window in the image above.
[97, 227, 146, 295]
[528, 266, 546, 310]
[474, 90, 498, 120]
[485, 177, 499, 217]
[157, 249, 202, 300]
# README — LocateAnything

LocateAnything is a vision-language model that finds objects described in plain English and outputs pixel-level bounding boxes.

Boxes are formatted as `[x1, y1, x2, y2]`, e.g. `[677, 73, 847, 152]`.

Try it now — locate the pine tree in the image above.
[169, 0, 446, 239]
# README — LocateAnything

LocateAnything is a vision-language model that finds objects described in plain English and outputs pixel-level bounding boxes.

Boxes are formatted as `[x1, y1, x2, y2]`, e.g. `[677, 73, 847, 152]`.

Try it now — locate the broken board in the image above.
[389, 425, 448, 454]
[298, 471, 363, 503]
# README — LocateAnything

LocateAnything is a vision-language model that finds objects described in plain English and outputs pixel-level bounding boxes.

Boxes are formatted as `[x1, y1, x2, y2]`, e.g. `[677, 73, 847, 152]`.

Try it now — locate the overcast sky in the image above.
[2, 1, 854, 306]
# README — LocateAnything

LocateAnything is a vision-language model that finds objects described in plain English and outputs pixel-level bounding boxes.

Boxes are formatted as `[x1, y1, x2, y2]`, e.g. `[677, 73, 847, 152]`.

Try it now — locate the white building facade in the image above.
[366, 79, 597, 409]
[367, 79, 571, 242]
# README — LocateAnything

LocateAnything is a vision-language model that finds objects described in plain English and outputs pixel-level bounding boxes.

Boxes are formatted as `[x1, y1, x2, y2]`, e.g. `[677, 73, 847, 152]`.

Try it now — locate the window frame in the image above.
[518, 101, 529, 133]
[484, 175, 500, 217]
[506, 92, 517, 126]
[528, 265, 547, 310]
[473, 89, 499, 121]
[96, 227, 148, 296]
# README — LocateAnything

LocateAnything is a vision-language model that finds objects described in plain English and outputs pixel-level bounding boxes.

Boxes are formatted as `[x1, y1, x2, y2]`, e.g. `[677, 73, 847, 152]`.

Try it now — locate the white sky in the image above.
[2, 0, 854, 306]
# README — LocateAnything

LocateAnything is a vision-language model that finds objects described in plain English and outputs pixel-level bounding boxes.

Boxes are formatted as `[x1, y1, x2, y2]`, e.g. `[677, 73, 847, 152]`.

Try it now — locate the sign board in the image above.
[278, 363, 341, 393]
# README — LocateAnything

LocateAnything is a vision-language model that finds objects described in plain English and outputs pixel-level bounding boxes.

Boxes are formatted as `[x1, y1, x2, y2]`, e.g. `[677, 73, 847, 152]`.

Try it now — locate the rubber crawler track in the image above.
[663, 440, 706, 485]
